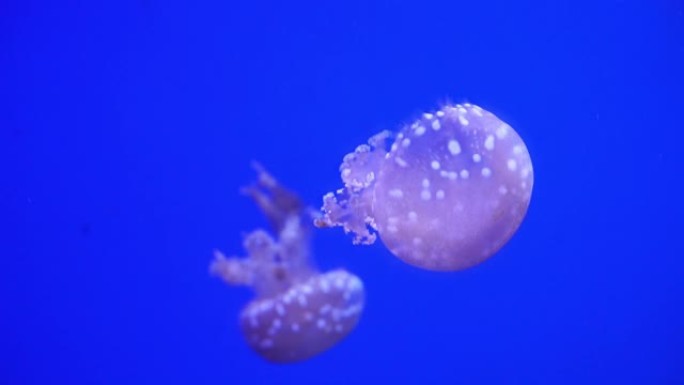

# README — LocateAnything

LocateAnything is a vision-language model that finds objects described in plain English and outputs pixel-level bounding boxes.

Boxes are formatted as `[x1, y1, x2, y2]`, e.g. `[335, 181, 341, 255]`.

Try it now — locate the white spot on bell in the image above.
[388, 188, 404, 198]
[481, 167, 492, 177]
[448, 140, 461, 155]
[484, 135, 495, 150]
[496, 124, 508, 139]
[431, 120, 441, 130]
[431, 160, 441, 170]
[507, 159, 518, 171]
[317, 319, 327, 329]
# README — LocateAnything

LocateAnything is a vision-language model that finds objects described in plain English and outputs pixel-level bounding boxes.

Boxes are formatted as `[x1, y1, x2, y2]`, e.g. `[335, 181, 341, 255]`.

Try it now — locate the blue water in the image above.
[3, 0, 683, 384]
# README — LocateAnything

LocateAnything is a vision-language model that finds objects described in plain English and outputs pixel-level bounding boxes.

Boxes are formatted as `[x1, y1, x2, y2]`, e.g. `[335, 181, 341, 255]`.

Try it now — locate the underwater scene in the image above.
[3, 0, 684, 384]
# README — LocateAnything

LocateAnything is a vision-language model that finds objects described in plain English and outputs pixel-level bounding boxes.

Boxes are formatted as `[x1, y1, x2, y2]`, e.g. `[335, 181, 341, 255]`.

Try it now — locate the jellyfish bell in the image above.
[211, 165, 364, 363]
[234, 268, 363, 363]
[316, 104, 534, 271]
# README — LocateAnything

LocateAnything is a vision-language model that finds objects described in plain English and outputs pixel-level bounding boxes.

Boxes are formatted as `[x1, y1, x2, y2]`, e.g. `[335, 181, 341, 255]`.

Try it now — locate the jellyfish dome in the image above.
[210, 165, 364, 363]
[316, 104, 534, 271]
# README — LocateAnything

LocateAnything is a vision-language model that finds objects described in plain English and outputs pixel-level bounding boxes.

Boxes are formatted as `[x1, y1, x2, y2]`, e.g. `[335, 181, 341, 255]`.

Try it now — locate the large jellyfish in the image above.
[316, 104, 534, 271]
[210, 165, 364, 363]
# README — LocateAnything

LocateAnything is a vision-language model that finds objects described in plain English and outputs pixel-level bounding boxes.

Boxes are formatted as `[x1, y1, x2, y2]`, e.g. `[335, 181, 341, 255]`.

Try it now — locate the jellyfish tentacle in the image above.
[241, 162, 304, 233]
[209, 249, 253, 286]
[314, 130, 394, 244]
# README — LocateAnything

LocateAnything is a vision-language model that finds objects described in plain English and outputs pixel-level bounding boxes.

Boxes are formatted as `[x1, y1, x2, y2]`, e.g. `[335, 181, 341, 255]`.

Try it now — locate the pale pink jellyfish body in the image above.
[316, 104, 534, 271]
[211, 165, 364, 363]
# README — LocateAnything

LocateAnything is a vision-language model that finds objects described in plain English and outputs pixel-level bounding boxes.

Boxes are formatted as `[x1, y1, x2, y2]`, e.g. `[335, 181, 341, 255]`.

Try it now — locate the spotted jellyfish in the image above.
[210, 164, 364, 363]
[315, 104, 534, 271]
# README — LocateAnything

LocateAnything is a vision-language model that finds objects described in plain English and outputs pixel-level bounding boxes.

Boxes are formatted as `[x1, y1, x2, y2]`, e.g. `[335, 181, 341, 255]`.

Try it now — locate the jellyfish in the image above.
[210, 164, 364, 363]
[316, 103, 534, 271]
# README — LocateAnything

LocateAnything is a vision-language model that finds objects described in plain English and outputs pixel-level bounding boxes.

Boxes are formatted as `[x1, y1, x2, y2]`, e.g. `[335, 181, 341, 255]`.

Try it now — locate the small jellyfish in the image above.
[316, 104, 534, 271]
[211, 164, 364, 363]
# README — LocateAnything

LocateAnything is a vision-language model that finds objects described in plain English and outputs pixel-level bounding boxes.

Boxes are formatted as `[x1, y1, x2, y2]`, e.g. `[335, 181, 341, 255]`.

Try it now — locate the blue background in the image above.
[2, 0, 683, 384]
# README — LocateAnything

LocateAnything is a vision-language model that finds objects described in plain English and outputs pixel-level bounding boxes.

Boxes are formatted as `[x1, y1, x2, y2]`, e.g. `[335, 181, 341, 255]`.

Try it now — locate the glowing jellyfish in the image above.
[316, 103, 534, 271]
[210, 165, 364, 363]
